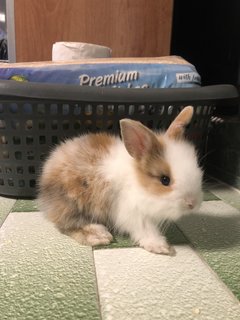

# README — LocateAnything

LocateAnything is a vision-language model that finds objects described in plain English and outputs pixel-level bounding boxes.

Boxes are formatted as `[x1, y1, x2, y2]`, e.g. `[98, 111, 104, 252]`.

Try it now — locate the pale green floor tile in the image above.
[12, 199, 39, 212]
[203, 190, 220, 201]
[0, 196, 16, 226]
[205, 177, 240, 210]
[1, 179, 239, 319]
[94, 247, 240, 320]
[0, 212, 101, 320]
[178, 200, 240, 300]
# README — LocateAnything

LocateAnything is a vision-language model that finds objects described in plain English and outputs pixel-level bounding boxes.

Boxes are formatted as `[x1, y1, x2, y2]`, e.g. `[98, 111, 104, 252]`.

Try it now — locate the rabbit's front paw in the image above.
[139, 238, 176, 256]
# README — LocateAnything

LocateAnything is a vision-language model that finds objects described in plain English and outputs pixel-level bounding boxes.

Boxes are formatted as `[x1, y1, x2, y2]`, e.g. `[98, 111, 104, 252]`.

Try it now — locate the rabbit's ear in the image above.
[120, 119, 162, 160]
[166, 106, 194, 139]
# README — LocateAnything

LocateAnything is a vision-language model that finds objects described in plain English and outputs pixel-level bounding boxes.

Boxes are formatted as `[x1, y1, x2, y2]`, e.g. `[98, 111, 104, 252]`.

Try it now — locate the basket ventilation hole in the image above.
[30, 180, 36, 188]
[1, 136, 7, 144]
[3, 151, 9, 159]
[17, 166, 24, 174]
[37, 104, 45, 114]
[39, 136, 46, 144]
[11, 120, 20, 129]
[73, 105, 81, 115]
[203, 106, 208, 115]
[168, 106, 173, 115]
[28, 166, 35, 174]
[19, 180, 25, 187]
[74, 121, 81, 130]
[148, 105, 155, 115]
[52, 120, 58, 130]
[85, 105, 92, 116]
[15, 151, 22, 160]
[158, 106, 165, 115]
[62, 120, 70, 130]
[10, 104, 18, 113]
[0, 120, 6, 129]
[128, 105, 135, 115]
[5, 167, 12, 174]
[25, 120, 33, 130]
[8, 179, 14, 187]
[196, 106, 202, 115]
[50, 104, 58, 115]
[13, 136, 21, 144]
[118, 105, 125, 115]
[51, 136, 58, 144]
[40, 153, 46, 161]
[26, 136, 34, 145]
[137, 105, 145, 114]
[27, 151, 34, 160]
[39, 121, 46, 130]
[108, 105, 114, 114]
[23, 104, 32, 114]
[62, 104, 69, 115]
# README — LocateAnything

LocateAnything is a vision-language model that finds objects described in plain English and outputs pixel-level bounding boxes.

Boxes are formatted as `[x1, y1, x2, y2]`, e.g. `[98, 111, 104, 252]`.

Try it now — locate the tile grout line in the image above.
[206, 176, 240, 210]
[92, 247, 104, 320]
[176, 221, 240, 303]
[208, 176, 240, 195]
[191, 245, 240, 305]
[188, 244, 240, 304]
[209, 189, 240, 211]
[177, 200, 240, 302]
[176, 224, 232, 296]
[0, 198, 17, 228]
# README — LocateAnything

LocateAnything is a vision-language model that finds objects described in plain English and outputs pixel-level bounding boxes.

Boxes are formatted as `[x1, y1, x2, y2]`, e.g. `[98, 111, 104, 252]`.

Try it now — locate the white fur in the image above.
[100, 135, 203, 253]
[163, 136, 203, 213]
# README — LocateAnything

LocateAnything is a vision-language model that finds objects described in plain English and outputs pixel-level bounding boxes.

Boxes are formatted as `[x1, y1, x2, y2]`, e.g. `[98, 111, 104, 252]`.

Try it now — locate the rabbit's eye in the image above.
[160, 175, 170, 186]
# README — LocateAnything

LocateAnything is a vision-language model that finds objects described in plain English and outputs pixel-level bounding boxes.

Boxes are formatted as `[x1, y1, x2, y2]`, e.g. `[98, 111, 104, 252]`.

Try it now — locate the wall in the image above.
[14, 0, 173, 62]
[171, 0, 240, 88]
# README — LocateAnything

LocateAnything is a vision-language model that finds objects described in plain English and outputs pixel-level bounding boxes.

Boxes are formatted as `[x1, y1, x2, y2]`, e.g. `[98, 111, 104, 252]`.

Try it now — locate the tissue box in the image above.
[0, 56, 201, 88]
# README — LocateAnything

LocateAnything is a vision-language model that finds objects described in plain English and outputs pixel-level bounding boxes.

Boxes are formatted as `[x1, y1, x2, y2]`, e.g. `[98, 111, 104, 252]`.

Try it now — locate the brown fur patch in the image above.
[134, 135, 173, 195]
[38, 133, 117, 233]
[66, 224, 113, 246]
[88, 133, 114, 150]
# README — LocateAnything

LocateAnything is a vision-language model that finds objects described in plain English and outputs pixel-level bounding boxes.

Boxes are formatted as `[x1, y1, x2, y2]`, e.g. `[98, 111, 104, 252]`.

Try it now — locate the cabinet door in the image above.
[14, 0, 173, 62]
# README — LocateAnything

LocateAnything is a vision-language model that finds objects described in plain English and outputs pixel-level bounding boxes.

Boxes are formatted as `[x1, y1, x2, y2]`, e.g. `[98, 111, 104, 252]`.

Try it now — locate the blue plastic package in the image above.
[0, 56, 201, 88]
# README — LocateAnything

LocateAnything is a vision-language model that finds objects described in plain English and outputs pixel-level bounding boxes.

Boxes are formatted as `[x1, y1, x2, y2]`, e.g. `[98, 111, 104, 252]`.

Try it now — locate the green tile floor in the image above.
[0, 178, 240, 320]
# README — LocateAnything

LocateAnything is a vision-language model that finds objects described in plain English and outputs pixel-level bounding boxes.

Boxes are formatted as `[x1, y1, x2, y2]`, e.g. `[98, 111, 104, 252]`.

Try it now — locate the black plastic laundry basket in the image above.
[0, 80, 238, 198]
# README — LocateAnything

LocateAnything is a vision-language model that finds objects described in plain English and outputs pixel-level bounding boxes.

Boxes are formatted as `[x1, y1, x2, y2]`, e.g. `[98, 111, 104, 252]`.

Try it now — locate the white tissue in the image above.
[52, 42, 112, 61]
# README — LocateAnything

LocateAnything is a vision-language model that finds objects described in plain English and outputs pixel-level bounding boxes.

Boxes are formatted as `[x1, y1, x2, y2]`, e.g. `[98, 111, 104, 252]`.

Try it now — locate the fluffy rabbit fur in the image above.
[38, 106, 203, 255]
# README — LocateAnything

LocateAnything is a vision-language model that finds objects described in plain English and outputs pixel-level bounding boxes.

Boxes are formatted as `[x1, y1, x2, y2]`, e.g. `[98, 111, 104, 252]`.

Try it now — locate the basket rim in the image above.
[0, 80, 238, 105]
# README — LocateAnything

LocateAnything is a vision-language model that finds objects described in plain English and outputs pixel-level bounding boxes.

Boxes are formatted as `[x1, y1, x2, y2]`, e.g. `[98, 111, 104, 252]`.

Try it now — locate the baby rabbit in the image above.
[38, 106, 203, 255]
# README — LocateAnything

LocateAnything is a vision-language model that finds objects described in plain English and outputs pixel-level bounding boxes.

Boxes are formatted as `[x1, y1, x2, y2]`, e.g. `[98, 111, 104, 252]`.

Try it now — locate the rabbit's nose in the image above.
[184, 197, 195, 209]
[187, 202, 194, 209]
